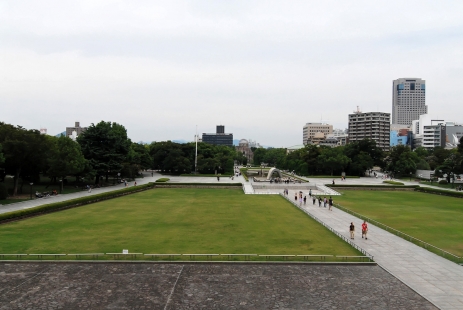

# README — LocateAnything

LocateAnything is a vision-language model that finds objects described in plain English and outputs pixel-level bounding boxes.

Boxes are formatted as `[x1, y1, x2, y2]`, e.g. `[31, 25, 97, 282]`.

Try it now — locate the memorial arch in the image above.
[266, 168, 282, 180]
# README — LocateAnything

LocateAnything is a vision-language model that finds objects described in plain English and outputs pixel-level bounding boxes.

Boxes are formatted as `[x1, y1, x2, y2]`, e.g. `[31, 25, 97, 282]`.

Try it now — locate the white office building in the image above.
[392, 78, 427, 126]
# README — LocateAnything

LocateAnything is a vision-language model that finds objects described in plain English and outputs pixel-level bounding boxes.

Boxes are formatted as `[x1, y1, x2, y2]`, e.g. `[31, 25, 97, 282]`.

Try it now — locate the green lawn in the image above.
[335, 191, 463, 257]
[0, 189, 359, 259]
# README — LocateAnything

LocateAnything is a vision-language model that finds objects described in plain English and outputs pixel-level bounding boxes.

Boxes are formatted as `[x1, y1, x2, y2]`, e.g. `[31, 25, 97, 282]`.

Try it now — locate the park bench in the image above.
[221, 254, 257, 261]
[183, 254, 220, 260]
[69, 253, 105, 259]
[0, 254, 28, 259]
[106, 252, 143, 259]
[29, 254, 66, 260]
[296, 254, 334, 261]
[259, 254, 295, 260]
[336, 255, 372, 262]
[144, 254, 181, 260]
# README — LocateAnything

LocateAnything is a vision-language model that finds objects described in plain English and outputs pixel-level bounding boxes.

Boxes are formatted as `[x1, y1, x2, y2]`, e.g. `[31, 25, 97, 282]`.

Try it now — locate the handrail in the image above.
[280, 194, 374, 261]
[333, 203, 462, 262]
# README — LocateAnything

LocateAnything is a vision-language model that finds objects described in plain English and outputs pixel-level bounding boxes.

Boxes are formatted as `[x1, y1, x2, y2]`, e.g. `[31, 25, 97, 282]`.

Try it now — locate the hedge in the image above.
[304, 175, 360, 179]
[414, 186, 463, 198]
[383, 180, 405, 185]
[327, 184, 419, 189]
[155, 178, 170, 182]
[239, 168, 249, 181]
[179, 174, 232, 177]
[0, 183, 155, 223]
[154, 182, 242, 187]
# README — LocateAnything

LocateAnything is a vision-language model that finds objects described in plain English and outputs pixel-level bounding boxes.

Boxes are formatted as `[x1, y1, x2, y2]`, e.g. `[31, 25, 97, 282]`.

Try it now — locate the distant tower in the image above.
[392, 78, 427, 125]
[216, 125, 225, 134]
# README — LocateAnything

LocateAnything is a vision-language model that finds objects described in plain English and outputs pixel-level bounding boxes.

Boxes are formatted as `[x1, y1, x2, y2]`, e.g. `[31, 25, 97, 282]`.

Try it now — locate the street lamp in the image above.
[410, 172, 412, 181]
[29, 182, 33, 200]
[59, 179, 62, 194]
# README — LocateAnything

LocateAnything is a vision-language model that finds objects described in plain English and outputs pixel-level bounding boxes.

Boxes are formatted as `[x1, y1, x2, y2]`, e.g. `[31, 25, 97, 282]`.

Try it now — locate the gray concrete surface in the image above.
[0, 263, 437, 310]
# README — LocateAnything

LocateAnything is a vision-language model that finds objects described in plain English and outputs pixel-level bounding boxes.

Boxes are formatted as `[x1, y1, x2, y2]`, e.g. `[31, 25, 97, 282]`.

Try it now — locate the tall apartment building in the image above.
[302, 123, 333, 144]
[348, 111, 390, 151]
[392, 78, 427, 125]
[202, 125, 233, 147]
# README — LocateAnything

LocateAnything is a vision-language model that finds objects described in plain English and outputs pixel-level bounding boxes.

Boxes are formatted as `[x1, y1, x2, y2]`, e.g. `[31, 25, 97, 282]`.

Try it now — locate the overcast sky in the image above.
[2, 1, 463, 147]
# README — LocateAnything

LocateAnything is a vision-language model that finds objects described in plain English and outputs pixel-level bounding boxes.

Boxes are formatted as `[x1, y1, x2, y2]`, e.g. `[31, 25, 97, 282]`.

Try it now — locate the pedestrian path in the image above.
[286, 196, 463, 310]
[0, 173, 159, 215]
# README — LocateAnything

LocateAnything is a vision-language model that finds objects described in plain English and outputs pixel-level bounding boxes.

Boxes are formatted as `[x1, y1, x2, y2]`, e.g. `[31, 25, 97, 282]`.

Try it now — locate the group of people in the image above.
[284, 188, 370, 240]
[349, 221, 368, 240]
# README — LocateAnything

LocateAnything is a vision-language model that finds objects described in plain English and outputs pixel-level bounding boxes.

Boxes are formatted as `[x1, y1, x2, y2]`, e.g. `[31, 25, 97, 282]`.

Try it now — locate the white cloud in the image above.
[1, 0, 463, 146]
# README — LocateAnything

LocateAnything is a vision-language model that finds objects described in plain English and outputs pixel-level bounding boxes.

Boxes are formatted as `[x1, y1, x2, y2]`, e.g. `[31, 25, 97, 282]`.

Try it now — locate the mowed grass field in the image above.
[335, 191, 463, 257]
[0, 189, 359, 256]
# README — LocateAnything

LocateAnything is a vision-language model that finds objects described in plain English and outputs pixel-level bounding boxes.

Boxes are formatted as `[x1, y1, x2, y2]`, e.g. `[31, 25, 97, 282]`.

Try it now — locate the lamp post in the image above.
[29, 182, 33, 200]
[59, 179, 63, 194]
[410, 172, 412, 181]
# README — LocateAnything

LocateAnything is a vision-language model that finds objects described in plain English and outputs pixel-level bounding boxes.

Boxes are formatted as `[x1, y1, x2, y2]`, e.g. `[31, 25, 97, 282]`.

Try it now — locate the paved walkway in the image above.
[282, 194, 463, 310]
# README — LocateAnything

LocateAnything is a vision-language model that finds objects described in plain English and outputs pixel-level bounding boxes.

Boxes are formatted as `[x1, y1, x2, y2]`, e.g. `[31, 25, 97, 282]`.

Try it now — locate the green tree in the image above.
[77, 121, 131, 184]
[344, 139, 383, 176]
[0, 143, 4, 165]
[317, 147, 351, 176]
[435, 153, 462, 185]
[47, 135, 87, 184]
[0, 123, 51, 195]
[253, 148, 267, 166]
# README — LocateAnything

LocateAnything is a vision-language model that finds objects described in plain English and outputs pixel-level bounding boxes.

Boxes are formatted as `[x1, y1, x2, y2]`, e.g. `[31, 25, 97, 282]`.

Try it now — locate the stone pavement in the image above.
[0, 263, 437, 309]
[283, 195, 463, 310]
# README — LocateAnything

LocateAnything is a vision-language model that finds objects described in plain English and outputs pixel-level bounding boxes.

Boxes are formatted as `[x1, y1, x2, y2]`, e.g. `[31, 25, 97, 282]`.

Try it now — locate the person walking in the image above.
[312, 196, 316, 205]
[362, 221, 368, 240]
[295, 193, 298, 201]
[328, 196, 333, 211]
[88, 185, 92, 193]
[303, 196, 307, 205]
[323, 197, 327, 208]
[309, 189, 312, 197]
[318, 197, 322, 207]
[349, 222, 355, 239]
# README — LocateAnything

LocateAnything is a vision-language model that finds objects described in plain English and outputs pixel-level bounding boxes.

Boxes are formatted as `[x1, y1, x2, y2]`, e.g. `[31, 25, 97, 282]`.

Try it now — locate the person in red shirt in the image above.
[362, 221, 368, 240]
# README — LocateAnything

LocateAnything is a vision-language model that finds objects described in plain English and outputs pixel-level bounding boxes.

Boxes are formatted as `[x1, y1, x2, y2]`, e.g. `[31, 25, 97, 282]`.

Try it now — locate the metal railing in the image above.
[333, 203, 462, 263]
[280, 194, 374, 261]
[0, 252, 373, 262]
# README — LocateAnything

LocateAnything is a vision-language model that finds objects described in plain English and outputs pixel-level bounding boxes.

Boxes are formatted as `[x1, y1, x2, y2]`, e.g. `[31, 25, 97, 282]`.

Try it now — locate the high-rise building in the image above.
[392, 78, 427, 125]
[202, 125, 233, 146]
[348, 110, 390, 151]
[302, 123, 333, 144]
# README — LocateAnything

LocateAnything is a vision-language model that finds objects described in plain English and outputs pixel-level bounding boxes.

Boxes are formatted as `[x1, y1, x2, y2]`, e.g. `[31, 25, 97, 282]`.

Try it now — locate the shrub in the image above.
[438, 180, 448, 185]
[0, 183, 7, 200]
[155, 178, 170, 182]
[383, 180, 404, 185]
[414, 186, 463, 198]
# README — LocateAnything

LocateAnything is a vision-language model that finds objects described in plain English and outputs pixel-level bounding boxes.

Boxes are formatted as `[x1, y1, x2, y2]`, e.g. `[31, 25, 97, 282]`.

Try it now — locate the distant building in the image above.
[411, 116, 463, 149]
[236, 139, 256, 163]
[303, 123, 333, 144]
[39, 128, 47, 135]
[66, 122, 87, 141]
[202, 125, 233, 146]
[392, 78, 427, 126]
[348, 109, 390, 151]
[390, 131, 408, 147]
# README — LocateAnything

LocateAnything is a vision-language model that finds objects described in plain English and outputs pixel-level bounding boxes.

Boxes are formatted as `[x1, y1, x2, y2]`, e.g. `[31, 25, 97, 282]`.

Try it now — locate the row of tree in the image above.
[0, 121, 245, 196]
[252, 138, 463, 180]
[0, 121, 151, 196]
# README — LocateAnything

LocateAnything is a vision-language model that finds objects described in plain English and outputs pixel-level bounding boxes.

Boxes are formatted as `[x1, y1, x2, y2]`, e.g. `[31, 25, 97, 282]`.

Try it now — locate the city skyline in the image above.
[2, 1, 463, 147]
